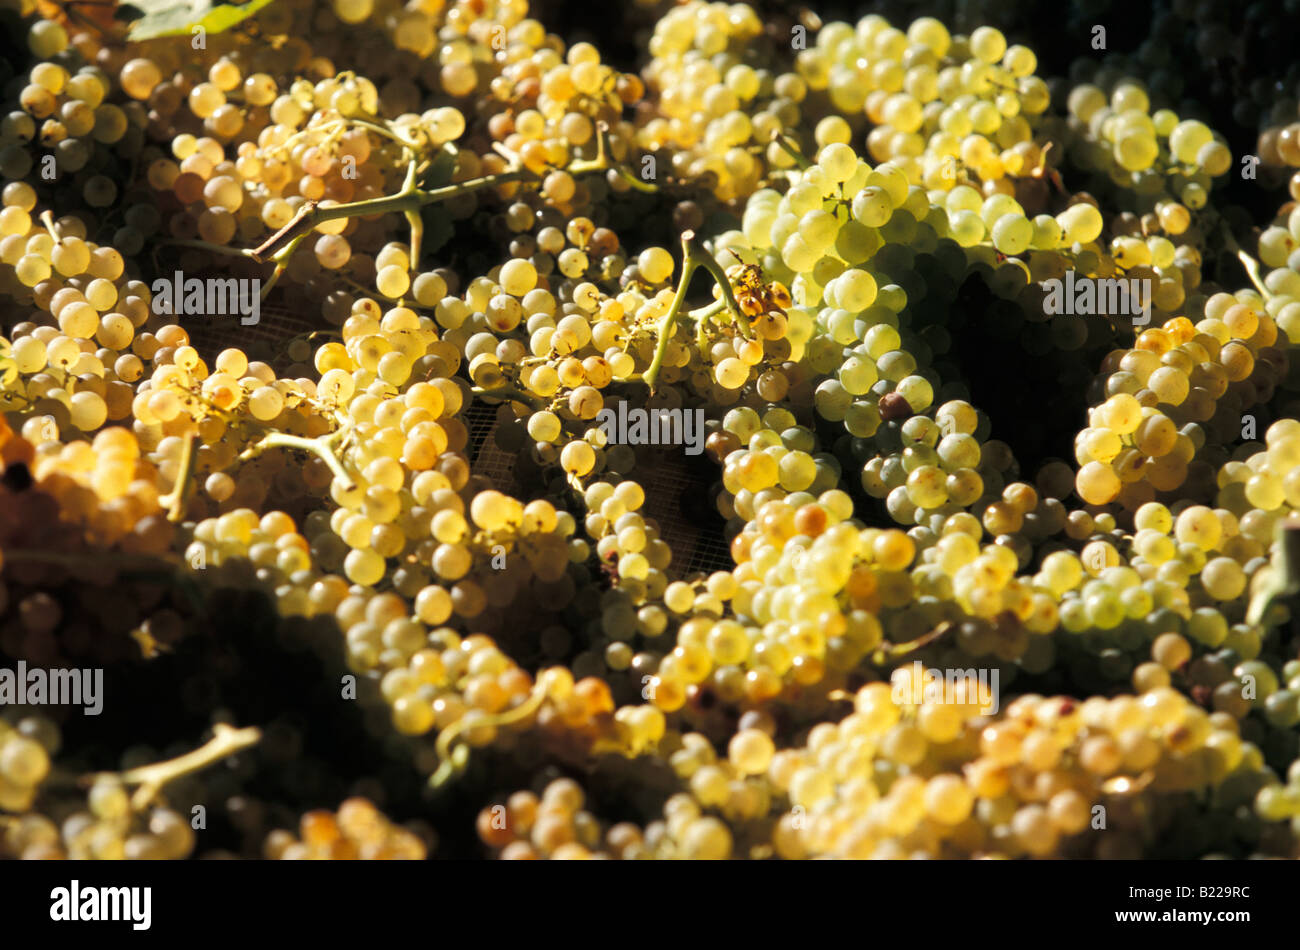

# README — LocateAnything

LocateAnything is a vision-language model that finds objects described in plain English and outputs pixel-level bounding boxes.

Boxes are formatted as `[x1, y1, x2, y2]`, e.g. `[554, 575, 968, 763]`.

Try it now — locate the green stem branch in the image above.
[159, 239, 257, 259]
[430, 678, 548, 789]
[1246, 524, 1300, 627]
[696, 243, 752, 340]
[771, 131, 811, 170]
[260, 232, 307, 298]
[642, 230, 755, 394]
[1237, 249, 1272, 301]
[405, 208, 423, 274]
[240, 428, 355, 490]
[643, 232, 700, 395]
[90, 724, 262, 812]
[251, 125, 652, 267]
[161, 431, 198, 522]
[470, 385, 544, 409]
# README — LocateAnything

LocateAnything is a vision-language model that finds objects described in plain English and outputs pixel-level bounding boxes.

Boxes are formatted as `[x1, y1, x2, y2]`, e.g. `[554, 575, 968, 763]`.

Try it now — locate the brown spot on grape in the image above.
[878, 392, 912, 421]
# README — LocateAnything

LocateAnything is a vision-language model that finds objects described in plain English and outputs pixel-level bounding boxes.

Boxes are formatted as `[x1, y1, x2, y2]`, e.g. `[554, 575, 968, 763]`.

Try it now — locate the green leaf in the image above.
[424, 144, 458, 189]
[420, 206, 455, 259]
[418, 145, 459, 259]
[117, 0, 278, 41]
[1246, 525, 1300, 627]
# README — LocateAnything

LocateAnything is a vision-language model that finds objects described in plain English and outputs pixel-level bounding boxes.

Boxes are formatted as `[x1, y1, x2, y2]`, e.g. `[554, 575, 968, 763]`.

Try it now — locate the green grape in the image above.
[991, 215, 1032, 255]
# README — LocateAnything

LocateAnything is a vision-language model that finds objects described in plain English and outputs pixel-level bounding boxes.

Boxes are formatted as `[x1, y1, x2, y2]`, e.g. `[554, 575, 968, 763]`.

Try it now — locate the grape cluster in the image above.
[264, 797, 428, 860]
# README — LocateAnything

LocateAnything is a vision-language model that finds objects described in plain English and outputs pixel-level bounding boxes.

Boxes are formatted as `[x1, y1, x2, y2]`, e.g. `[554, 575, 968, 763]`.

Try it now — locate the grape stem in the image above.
[1245, 524, 1300, 627]
[250, 123, 653, 266]
[157, 239, 257, 259]
[870, 621, 955, 668]
[397, 156, 422, 270]
[695, 241, 750, 338]
[250, 162, 516, 263]
[690, 298, 728, 352]
[405, 209, 423, 277]
[643, 232, 703, 395]
[770, 131, 811, 171]
[470, 384, 545, 409]
[239, 427, 355, 490]
[689, 298, 728, 321]
[161, 431, 198, 522]
[430, 678, 549, 789]
[491, 141, 523, 166]
[343, 116, 423, 151]
[39, 210, 63, 243]
[261, 231, 308, 298]
[1236, 249, 1272, 301]
[87, 723, 262, 812]
[642, 230, 751, 395]
[1216, 224, 1273, 301]
[278, 117, 348, 159]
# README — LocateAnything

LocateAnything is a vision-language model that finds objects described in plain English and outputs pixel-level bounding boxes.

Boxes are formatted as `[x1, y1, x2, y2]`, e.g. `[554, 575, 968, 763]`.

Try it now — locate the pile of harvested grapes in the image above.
[1, 0, 1300, 862]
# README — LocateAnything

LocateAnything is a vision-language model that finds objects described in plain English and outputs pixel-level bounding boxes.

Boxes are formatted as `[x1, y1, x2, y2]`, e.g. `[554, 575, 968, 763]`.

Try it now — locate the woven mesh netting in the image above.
[182, 301, 318, 356]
